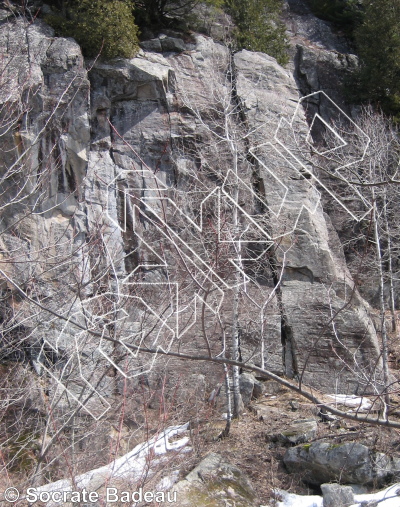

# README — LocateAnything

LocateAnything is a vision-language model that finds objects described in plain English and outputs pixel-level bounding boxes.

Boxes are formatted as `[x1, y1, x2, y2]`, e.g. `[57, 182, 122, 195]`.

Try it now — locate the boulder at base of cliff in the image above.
[284, 441, 400, 486]
[239, 372, 264, 406]
[171, 452, 260, 506]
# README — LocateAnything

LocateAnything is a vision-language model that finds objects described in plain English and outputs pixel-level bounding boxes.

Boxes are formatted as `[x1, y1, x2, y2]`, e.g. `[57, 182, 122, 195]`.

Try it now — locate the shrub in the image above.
[224, 0, 289, 65]
[352, 0, 400, 119]
[46, 0, 139, 59]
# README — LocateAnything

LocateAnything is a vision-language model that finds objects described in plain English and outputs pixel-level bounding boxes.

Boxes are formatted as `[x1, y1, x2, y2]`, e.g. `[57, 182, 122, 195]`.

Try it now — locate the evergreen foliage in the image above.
[306, 0, 363, 36]
[133, 0, 288, 65]
[45, 0, 288, 66]
[353, 0, 400, 119]
[46, 0, 139, 59]
[224, 0, 289, 65]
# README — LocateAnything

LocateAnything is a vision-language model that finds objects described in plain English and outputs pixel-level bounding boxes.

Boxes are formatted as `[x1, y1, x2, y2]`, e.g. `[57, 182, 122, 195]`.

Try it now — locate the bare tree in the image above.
[305, 106, 400, 417]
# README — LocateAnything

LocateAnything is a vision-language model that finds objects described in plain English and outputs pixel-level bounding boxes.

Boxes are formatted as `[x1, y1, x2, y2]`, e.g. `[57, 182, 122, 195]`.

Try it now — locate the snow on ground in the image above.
[156, 470, 180, 491]
[273, 490, 323, 507]
[352, 483, 400, 506]
[30, 423, 190, 505]
[272, 484, 400, 507]
[326, 394, 373, 411]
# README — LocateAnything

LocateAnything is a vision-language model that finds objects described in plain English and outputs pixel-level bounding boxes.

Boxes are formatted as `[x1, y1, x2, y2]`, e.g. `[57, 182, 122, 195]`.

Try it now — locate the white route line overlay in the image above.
[38, 91, 372, 419]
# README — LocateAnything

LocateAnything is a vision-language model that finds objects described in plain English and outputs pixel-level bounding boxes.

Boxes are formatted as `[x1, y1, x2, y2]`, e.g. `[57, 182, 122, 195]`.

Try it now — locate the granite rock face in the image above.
[283, 0, 350, 53]
[284, 0, 359, 136]
[0, 11, 384, 408]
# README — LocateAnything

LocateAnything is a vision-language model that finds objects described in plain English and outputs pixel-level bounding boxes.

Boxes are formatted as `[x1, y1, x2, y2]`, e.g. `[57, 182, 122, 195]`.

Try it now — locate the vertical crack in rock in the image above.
[227, 47, 243, 373]
[267, 244, 299, 379]
[228, 47, 298, 378]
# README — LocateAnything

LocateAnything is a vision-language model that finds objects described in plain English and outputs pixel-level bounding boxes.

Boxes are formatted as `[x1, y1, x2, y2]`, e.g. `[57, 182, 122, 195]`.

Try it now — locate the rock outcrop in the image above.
[285, 0, 358, 133]
[239, 372, 264, 406]
[172, 452, 259, 506]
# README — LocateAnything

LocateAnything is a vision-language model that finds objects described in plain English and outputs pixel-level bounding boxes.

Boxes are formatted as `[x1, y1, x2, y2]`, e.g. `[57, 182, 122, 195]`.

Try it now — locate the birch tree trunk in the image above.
[372, 194, 391, 419]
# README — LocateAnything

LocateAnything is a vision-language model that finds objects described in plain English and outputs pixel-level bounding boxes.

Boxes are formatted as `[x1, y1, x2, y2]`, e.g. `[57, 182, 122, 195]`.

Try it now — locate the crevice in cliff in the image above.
[118, 183, 140, 274]
[269, 251, 299, 379]
[109, 147, 141, 275]
[226, 47, 248, 374]
[293, 45, 313, 98]
[292, 45, 326, 149]
[227, 47, 299, 379]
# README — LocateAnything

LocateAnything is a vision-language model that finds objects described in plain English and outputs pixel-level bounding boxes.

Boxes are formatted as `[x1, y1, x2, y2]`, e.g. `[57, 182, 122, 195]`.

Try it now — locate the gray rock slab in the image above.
[239, 372, 264, 406]
[267, 418, 318, 445]
[321, 483, 355, 507]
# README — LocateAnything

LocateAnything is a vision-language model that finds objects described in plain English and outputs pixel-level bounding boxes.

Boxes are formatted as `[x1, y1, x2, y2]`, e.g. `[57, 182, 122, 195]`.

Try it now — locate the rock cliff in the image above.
[3, 3, 400, 505]
[0, 2, 384, 415]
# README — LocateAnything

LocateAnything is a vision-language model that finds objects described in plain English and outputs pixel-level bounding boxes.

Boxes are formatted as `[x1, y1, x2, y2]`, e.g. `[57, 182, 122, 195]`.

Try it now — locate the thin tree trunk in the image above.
[231, 268, 241, 418]
[372, 196, 391, 418]
[231, 155, 242, 418]
[382, 190, 397, 332]
[219, 363, 232, 438]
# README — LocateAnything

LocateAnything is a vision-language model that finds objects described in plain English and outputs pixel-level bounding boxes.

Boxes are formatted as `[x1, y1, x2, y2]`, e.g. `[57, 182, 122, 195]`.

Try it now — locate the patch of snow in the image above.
[271, 484, 400, 507]
[30, 423, 190, 506]
[327, 394, 373, 411]
[156, 470, 180, 491]
[272, 489, 323, 507]
[352, 483, 400, 506]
